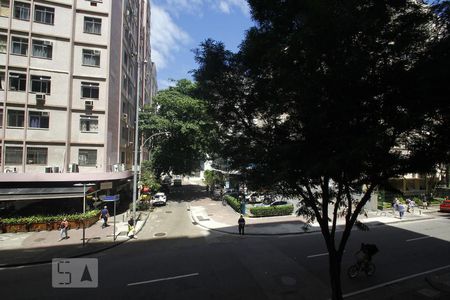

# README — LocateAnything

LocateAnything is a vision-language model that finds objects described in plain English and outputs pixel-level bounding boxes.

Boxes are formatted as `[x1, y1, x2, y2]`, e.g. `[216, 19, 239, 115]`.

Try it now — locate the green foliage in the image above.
[203, 169, 225, 188]
[250, 205, 294, 217]
[129, 201, 151, 211]
[139, 79, 219, 176]
[224, 195, 241, 213]
[140, 160, 161, 192]
[0, 210, 100, 225]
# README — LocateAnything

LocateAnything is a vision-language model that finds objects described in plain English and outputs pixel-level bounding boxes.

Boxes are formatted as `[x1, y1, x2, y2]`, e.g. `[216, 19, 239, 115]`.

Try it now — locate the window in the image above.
[0, 35, 6, 53]
[32, 40, 52, 59]
[11, 36, 28, 55]
[5, 147, 23, 164]
[80, 115, 98, 132]
[81, 82, 99, 99]
[26, 147, 47, 164]
[14, 1, 30, 20]
[9, 72, 26, 91]
[82, 49, 100, 67]
[0, 108, 3, 128]
[0, 72, 4, 90]
[7, 110, 25, 127]
[30, 75, 51, 94]
[29, 111, 49, 129]
[84, 17, 101, 35]
[34, 5, 54, 24]
[78, 149, 97, 166]
[0, 0, 10, 17]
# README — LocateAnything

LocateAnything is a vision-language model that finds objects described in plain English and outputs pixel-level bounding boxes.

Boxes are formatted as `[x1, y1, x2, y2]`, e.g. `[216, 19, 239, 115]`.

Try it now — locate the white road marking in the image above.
[127, 272, 200, 287]
[343, 264, 450, 299]
[406, 236, 431, 242]
[307, 252, 329, 258]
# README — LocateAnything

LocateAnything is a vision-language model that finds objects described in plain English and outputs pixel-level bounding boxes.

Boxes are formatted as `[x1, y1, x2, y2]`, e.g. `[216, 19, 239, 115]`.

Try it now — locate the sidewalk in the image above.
[189, 196, 440, 236]
[0, 210, 149, 268]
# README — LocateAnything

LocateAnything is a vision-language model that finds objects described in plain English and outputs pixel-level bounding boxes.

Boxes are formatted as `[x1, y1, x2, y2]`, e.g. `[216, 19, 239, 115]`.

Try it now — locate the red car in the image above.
[440, 200, 450, 212]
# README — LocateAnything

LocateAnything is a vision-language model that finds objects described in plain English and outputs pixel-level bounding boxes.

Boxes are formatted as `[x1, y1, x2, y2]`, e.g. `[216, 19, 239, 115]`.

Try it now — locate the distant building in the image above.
[0, 0, 154, 202]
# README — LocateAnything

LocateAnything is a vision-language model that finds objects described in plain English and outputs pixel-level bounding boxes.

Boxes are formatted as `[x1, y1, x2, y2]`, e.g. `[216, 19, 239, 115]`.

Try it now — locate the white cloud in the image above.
[218, 1, 230, 14]
[151, 4, 191, 71]
[154, 0, 249, 17]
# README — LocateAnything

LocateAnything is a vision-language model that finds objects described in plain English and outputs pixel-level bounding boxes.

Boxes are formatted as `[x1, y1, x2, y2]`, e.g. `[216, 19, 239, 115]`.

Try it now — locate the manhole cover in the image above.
[154, 232, 167, 237]
[34, 238, 45, 242]
[165, 211, 172, 213]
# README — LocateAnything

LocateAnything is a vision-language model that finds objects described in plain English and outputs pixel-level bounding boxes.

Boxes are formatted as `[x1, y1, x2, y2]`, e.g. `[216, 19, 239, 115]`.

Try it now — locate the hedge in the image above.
[224, 195, 241, 213]
[250, 204, 294, 217]
[0, 210, 100, 225]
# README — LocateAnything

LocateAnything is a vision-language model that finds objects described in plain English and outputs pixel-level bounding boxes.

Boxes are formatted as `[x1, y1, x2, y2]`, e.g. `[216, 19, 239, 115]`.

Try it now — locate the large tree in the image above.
[140, 79, 218, 177]
[194, 1, 450, 299]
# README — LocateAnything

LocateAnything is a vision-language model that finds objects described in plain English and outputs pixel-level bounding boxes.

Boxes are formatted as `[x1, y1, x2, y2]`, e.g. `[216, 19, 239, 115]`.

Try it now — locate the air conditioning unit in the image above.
[42, 112, 49, 117]
[4, 167, 17, 173]
[69, 163, 79, 173]
[43, 41, 53, 46]
[85, 100, 94, 109]
[36, 94, 46, 105]
[93, 50, 101, 55]
[45, 167, 53, 173]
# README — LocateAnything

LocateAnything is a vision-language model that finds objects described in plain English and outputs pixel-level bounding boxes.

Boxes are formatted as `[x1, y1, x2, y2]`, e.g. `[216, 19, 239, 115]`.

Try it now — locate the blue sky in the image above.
[151, 0, 254, 90]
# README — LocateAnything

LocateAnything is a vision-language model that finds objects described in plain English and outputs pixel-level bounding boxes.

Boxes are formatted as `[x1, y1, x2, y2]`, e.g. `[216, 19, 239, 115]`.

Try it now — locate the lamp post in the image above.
[74, 182, 95, 247]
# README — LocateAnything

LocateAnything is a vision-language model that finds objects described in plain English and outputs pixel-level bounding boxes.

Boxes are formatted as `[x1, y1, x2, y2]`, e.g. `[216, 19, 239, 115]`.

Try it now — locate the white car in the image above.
[151, 192, 167, 206]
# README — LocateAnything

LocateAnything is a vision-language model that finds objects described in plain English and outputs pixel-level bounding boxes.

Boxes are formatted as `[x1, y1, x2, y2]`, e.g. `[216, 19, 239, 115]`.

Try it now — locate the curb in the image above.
[188, 205, 436, 237]
[0, 210, 151, 269]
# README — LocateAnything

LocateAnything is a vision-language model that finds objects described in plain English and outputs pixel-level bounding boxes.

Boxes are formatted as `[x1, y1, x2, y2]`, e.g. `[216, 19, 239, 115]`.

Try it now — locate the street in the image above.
[1, 185, 449, 300]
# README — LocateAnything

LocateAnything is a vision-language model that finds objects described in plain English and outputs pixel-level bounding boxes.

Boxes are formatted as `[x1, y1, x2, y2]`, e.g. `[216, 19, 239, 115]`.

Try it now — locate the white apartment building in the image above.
[0, 0, 154, 200]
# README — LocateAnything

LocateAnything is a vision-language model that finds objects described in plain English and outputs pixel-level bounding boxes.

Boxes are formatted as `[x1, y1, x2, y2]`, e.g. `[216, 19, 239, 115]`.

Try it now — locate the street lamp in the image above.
[74, 182, 95, 247]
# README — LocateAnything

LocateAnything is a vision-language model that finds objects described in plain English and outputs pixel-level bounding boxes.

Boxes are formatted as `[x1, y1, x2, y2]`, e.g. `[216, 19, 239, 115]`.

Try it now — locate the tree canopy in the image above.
[139, 79, 218, 176]
[193, 1, 450, 299]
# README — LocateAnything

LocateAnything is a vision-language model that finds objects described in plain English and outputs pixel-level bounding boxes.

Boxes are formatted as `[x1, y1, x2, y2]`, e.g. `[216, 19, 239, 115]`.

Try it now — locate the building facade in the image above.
[0, 0, 153, 199]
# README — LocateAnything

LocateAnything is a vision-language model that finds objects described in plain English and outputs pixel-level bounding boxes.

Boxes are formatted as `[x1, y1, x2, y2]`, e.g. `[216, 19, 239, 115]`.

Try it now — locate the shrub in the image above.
[0, 210, 100, 225]
[250, 204, 294, 217]
[224, 195, 241, 213]
[129, 201, 151, 211]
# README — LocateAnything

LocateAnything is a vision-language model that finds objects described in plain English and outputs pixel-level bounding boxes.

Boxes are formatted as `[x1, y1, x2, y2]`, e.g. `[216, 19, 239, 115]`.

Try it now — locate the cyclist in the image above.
[357, 243, 378, 266]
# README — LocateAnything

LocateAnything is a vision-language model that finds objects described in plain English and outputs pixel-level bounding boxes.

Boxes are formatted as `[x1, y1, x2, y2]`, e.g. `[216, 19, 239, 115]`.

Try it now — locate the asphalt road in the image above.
[1, 186, 449, 300]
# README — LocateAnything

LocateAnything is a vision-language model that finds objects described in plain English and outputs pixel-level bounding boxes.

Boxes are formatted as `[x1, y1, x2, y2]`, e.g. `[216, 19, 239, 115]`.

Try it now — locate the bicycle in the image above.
[347, 259, 376, 279]
[347, 243, 378, 279]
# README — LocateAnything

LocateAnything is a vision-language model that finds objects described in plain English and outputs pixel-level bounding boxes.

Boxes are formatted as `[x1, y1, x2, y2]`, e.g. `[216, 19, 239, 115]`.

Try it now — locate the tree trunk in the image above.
[329, 250, 343, 300]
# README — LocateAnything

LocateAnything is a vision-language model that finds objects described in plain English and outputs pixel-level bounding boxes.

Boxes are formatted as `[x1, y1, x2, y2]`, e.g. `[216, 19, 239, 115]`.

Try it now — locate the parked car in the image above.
[151, 192, 167, 206]
[439, 199, 450, 212]
[269, 200, 288, 207]
[173, 176, 182, 186]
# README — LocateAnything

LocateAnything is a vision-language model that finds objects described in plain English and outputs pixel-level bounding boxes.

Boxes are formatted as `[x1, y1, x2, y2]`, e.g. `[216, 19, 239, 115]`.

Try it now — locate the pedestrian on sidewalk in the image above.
[59, 218, 69, 241]
[238, 215, 245, 235]
[100, 206, 109, 228]
[398, 204, 406, 219]
[128, 217, 135, 238]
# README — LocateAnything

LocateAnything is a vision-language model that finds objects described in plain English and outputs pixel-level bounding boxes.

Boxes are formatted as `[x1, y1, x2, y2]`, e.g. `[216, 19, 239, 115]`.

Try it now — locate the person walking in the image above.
[127, 217, 135, 238]
[398, 204, 406, 219]
[238, 215, 246, 235]
[59, 218, 69, 241]
[100, 206, 109, 228]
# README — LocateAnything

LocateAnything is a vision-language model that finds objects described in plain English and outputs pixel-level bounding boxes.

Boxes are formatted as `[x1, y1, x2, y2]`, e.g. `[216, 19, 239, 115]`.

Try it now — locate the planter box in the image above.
[28, 222, 49, 232]
[2, 223, 28, 233]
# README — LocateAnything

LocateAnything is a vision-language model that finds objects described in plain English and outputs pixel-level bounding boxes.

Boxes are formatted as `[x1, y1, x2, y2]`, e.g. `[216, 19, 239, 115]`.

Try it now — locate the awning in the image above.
[0, 187, 84, 201]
